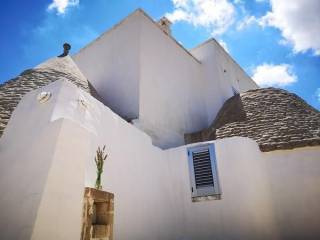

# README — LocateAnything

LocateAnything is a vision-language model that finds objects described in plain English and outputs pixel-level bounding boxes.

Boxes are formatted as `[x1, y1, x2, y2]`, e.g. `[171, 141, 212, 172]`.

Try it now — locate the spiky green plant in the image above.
[94, 145, 108, 190]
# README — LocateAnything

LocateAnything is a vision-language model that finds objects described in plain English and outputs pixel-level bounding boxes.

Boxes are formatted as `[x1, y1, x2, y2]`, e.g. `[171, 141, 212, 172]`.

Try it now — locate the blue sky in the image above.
[1, 0, 319, 109]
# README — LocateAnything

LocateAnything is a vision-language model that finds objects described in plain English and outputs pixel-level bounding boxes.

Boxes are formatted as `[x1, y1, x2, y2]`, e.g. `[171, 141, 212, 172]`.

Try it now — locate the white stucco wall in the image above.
[0, 81, 181, 240]
[263, 147, 320, 239]
[190, 39, 258, 125]
[72, 10, 258, 149]
[168, 138, 278, 240]
[0, 82, 63, 240]
[138, 12, 206, 148]
[167, 138, 320, 240]
[72, 11, 141, 120]
[31, 119, 90, 239]
[1, 80, 319, 240]
[0, 81, 93, 240]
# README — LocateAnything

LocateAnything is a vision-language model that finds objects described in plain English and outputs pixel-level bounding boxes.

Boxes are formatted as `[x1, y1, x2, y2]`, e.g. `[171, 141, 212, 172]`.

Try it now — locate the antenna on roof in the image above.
[58, 43, 71, 58]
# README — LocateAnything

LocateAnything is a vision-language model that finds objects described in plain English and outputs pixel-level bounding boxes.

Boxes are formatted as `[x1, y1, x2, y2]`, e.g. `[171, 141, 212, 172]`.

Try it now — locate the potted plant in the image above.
[94, 145, 108, 190]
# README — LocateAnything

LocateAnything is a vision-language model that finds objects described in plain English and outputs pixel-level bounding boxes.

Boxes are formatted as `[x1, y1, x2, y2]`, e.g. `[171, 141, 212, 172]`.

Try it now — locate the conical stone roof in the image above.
[0, 56, 100, 137]
[186, 88, 320, 152]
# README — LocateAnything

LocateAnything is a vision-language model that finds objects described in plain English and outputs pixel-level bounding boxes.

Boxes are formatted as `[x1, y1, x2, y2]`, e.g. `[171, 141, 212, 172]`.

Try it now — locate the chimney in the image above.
[158, 17, 172, 35]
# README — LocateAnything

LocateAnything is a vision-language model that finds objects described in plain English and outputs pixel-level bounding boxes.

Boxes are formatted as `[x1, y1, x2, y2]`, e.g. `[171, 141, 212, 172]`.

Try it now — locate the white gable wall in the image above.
[138, 13, 206, 148]
[73, 12, 141, 120]
[191, 39, 258, 125]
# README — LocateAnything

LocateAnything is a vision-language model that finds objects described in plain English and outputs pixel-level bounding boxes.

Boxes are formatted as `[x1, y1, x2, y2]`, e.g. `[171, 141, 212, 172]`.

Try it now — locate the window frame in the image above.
[187, 144, 221, 198]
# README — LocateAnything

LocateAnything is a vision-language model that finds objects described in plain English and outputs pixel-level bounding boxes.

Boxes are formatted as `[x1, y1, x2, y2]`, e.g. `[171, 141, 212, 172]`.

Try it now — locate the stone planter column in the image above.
[81, 187, 114, 240]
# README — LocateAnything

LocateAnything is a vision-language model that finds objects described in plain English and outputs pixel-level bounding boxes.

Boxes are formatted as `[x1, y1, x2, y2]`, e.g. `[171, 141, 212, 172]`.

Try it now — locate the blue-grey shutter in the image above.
[187, 144, 221, 197]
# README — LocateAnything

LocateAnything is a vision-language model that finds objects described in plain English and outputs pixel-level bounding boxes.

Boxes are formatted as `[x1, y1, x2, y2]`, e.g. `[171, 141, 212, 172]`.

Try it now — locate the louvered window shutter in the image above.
[187, 144, 221, 197]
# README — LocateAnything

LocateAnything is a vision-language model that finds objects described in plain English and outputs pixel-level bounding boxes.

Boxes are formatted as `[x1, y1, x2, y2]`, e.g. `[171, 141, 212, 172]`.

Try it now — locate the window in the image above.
[187, 144, 221, 198]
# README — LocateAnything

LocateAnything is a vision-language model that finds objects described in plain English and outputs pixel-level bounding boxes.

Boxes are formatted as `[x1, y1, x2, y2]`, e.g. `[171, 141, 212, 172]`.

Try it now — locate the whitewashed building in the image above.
[0, 9, 319, 240]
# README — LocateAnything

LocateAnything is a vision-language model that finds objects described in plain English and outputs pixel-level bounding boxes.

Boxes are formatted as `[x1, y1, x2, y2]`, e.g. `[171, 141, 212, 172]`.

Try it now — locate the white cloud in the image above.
[172, 0, 189, 8]
[166, 0, 236, 35]
[252, 63, 297, 87]
[166, 9, 189, 22]
[259, 0, 320, 55]
[236, 15, 258, 31]
[48, 0, 79, 14]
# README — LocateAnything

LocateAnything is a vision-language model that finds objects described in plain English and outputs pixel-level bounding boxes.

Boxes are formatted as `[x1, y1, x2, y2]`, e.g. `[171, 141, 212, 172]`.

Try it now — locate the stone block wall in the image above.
[81, 187, 114, 240]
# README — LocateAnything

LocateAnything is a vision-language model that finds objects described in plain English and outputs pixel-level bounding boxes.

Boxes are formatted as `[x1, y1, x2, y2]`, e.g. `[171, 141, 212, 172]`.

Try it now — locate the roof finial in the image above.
[58, 43, 71, 58]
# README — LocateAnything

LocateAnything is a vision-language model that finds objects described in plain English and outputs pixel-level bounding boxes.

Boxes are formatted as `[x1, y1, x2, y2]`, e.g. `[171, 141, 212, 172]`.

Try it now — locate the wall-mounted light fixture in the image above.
[37, 91, 52, 103]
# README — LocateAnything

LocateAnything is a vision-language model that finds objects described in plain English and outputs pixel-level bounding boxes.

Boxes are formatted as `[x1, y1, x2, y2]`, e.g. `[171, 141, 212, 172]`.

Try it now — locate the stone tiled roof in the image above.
[0, 56, 100, 137]
[185, 88, 320, 152]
